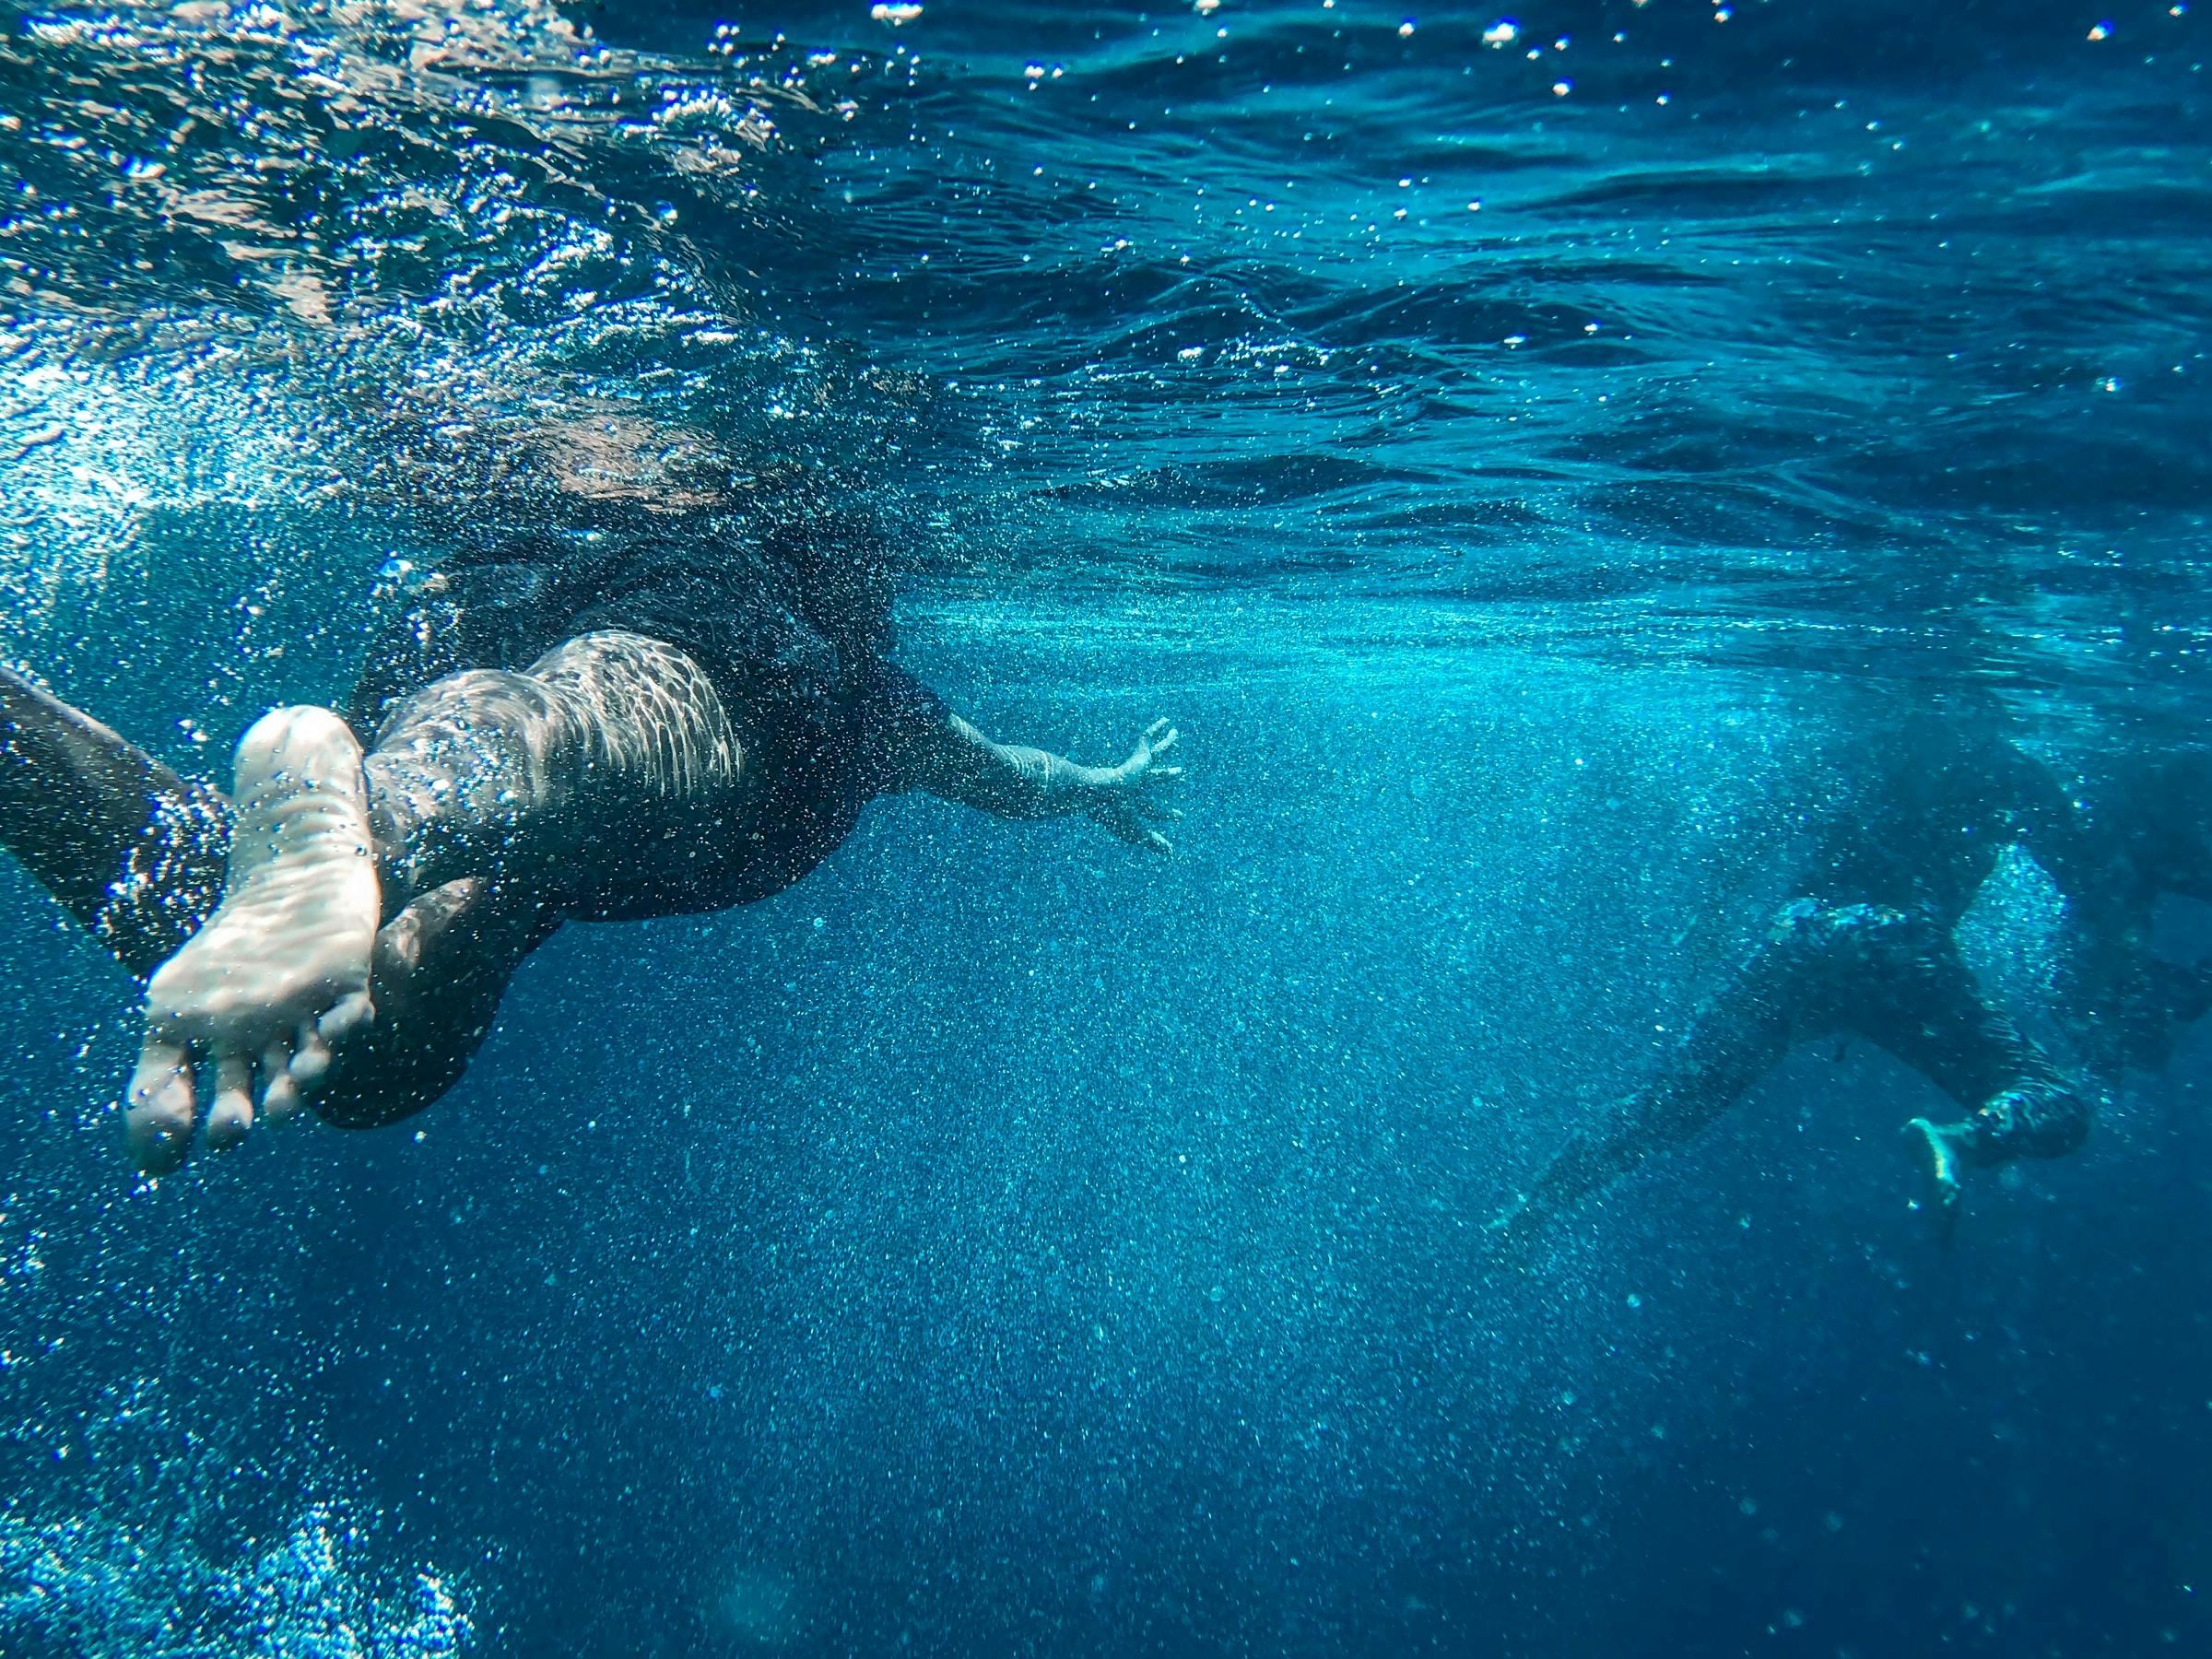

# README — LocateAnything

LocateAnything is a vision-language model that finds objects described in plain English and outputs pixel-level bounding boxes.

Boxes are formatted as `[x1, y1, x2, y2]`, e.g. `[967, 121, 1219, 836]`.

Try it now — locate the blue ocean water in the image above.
[1, 0, 2209, 1653]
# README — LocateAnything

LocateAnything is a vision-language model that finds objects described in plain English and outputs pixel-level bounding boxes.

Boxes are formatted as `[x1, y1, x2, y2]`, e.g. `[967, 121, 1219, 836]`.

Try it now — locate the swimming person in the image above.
[1488, 687, 2110, 1248]
[0, 443, 1183, 1174]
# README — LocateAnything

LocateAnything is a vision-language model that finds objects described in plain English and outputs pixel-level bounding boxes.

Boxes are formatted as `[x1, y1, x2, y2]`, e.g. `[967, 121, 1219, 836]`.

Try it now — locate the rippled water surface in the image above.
[1, 2, 2209, 1654]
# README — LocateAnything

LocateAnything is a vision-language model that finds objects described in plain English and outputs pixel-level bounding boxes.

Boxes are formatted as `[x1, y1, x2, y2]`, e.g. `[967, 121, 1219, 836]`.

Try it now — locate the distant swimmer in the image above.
[1488, 686, 2112, 1249]
[0, 422, 1184, 1172]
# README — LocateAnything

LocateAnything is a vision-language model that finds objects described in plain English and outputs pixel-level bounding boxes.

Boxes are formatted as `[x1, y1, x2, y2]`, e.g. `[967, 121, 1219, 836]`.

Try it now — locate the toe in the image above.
[126, 1040, 196, 1174]
[289, 1023, 334, 1088]
[259, 1041, 302, 1124]
[318, 990, 374, 1045]
[203, 1053, 255, 1151]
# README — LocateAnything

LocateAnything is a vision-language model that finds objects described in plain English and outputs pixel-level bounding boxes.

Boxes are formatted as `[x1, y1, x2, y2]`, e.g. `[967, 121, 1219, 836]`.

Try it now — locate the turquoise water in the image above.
[1, 2, 2209, 1653]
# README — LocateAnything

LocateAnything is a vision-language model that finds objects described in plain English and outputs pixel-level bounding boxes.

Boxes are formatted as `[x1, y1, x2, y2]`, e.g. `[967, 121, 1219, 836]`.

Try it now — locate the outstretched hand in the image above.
[1088, 718, 1185, 853]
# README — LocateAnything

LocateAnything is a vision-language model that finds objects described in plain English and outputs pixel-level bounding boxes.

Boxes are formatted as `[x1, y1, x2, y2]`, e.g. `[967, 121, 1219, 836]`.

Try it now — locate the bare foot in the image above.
[126, 707, 380, 1172]
[1901, 1116, 1964, 1247]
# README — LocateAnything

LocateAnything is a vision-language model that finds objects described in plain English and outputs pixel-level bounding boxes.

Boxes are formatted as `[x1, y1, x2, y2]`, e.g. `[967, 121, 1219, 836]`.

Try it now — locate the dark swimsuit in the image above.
[346, 522, 946, 918]
[0, 514, 937, 1129]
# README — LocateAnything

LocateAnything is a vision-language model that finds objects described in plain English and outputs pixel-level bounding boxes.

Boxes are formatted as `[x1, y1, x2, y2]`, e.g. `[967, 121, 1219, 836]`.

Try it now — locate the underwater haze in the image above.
[3, 0, 2211, 1653]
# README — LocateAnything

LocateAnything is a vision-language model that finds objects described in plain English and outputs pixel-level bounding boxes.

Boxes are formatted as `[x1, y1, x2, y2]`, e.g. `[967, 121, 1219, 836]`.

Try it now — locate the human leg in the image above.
[0, 667, 554, 1149]
[362, 629, 748, 904]
[1855, 921, 2099, 1233]
[315, 875, 558, 1130]
[126, 630, 745, 1170]
[1487, 903, 1841, 1248]
[0, 666, 230, 973]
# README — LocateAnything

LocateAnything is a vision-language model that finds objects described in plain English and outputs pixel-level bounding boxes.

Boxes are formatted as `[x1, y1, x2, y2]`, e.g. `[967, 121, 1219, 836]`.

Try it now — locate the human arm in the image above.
[895, 711, 1184, 853]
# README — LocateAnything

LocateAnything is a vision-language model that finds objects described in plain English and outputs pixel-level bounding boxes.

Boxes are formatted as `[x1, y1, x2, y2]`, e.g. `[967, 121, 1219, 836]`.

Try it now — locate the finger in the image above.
[1148, 727, 1179, 759]
[126, 1040, 196, 1175]
[259, 1041, 302, 1124]
[318, 991, 374, 1045]
[204, 1052, 255, 1151]
[290, 1025, 335, 1088]
[1145, 830, 1172, 854]
[1145, 718, 1171, 741]
[1148, 766, 1185, 782]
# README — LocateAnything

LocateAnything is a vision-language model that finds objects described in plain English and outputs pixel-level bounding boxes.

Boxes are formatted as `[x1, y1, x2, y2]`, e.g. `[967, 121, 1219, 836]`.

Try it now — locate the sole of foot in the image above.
[127, 706, 381, 1172]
